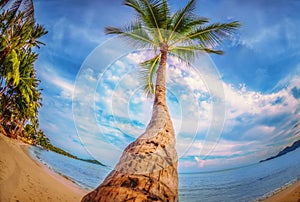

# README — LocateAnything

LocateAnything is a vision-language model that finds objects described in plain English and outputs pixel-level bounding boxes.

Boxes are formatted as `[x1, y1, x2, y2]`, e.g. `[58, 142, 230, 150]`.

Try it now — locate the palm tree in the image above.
[0, 47, 42, 137]
[0, 8, 46, 96]
[0, 0, 34, 19]
[0, 4, 47, 138]
[82, 0, 240, 201]
[0, 0, 35, 67]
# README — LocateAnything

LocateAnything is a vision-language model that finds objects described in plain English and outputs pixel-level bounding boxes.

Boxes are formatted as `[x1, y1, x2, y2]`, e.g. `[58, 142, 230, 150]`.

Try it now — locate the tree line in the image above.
[0, 0, 105, 166]
[0, 0, 48, 145]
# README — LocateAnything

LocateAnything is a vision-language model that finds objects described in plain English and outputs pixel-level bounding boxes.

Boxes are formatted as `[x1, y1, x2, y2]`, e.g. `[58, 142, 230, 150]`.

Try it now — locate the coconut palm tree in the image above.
[0, 47, 42, 137]
[0, 4, 47, 138]
[0, 0, 36, 67]
[0, 8, 46, 96]
[82, 0, 240, 201]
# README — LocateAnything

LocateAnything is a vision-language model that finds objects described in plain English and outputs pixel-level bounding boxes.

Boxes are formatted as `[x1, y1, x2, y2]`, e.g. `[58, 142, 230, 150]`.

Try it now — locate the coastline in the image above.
[0, 134, 88, 201]
[260, 179, 300, 202]
[1, 133, 300, 202]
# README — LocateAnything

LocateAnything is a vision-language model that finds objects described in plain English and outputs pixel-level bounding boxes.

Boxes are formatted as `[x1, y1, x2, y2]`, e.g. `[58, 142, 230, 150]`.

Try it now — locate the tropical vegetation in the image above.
[0, 0, 46, 142]
[82, 0, 240, 201]
[0, 0, 105, 167]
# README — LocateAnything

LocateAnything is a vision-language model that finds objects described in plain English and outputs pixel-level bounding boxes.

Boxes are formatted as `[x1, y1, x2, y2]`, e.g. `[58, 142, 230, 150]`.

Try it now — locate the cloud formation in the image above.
[33, 0, 300, 171]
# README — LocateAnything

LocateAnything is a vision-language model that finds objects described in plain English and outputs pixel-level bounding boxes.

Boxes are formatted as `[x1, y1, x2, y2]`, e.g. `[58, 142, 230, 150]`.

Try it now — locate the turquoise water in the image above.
[29, 147, 300, 201]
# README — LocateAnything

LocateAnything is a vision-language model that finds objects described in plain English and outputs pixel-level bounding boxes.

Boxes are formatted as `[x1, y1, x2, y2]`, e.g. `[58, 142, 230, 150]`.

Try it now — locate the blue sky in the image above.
[32, 0, 300, 173]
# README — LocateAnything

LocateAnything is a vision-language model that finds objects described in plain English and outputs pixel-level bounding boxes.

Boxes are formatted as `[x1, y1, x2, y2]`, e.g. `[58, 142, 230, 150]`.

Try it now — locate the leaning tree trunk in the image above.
[81, 48, 178, 202]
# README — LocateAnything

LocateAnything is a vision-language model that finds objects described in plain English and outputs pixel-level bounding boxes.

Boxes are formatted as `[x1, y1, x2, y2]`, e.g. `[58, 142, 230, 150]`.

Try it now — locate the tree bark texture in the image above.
[82, 49, 178, 202]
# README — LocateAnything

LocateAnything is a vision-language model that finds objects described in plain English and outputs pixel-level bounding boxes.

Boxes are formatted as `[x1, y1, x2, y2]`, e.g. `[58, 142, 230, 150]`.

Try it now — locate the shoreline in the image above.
[0, 134, 88, 201]
[28, 146, 93, 191]
[1, 134, 300, 201]
[260, 179, 300, 202]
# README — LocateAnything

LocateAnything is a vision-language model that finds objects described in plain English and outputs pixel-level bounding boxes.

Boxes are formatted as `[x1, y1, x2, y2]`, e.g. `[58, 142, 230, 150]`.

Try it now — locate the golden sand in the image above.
[262, 180, 300, 202]
[0, 135, 88, 202]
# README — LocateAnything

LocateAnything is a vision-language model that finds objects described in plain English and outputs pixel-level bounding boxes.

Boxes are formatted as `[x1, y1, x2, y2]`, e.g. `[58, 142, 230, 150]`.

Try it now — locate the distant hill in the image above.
[260, 139, 300, 163]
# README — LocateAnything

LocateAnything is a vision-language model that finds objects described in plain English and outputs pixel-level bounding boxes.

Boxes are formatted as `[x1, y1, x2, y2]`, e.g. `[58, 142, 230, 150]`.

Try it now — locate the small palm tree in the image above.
[82, 0, 240, 201]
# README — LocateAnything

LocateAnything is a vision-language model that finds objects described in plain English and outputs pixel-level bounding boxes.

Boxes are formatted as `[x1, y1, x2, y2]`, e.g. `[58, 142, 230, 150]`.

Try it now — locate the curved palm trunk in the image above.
[82, 49, 178, 201]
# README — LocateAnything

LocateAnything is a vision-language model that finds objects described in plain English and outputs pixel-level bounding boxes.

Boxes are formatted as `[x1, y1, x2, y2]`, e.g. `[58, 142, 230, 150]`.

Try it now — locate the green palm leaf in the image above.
[105, 21, 155, 49]
[171, 45, 224, 55]
[124, 0, 170, 42]
[139, 54, 160, 96]
[175, 21, 241, 47]
[6, 49, 20, 86]
[168, 0, 197, 41]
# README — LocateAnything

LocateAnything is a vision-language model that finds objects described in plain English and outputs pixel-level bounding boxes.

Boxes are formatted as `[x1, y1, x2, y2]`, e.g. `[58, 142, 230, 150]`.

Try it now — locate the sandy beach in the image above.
[0, 135, 87, 202]
[262, 180, 300, 202]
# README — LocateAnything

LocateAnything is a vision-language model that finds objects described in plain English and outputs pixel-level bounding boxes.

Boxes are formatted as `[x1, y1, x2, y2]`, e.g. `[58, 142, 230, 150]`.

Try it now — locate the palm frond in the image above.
[146, 0, 168, 24]
[8, 0, 22, 15]
[105, 26, 123, 35]
[5, 0, 22, 29]
[201, 47, 224, 55]
[140, 0, 163, 41]
[188, 21, 240, 46]
[0, 0, 10, 8]
[6, 49, 20, 86]
[139, 53, 160, 97]
[169, 47, 195, 66]
[17, 50, 38, 106]
[170, 21, 240, 48]
[161, 0, 170, 30]
[123, 0, 144, 17]
[168, 17, 209, 44]
[1, 0, 35, 34]
[105, 21, 156, 49]
[22, 0, 34, 19]
[30, 23, 48, 48]
[124, 0, 170, 42]
[171, 45, 223, 55]
[168, 0, 196, 42]
[185, 17, 209, 29]
[169, 44, 224, 66]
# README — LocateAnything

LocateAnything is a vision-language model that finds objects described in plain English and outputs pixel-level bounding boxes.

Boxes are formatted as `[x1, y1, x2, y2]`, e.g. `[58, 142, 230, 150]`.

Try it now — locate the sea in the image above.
[29, 147, 300, 202]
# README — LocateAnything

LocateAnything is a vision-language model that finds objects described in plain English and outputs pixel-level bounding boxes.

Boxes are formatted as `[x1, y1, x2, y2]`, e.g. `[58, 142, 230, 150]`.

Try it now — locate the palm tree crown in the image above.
[105, 0, 240, 96]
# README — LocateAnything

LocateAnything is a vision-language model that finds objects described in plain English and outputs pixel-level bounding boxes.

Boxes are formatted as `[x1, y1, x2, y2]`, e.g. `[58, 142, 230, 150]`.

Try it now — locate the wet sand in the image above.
[0, 135, 88, 202]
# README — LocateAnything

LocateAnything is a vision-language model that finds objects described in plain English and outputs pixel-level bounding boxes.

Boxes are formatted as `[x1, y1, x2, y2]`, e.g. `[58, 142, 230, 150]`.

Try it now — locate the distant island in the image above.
[31, 132, 105, 166]
[260, 139, 300, 163]
[39, 143, 106, 166]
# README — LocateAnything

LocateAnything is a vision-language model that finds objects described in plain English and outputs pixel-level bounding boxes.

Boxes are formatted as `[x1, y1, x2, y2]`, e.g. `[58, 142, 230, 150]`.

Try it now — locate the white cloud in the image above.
[223, 80, 299, 121]
[39, 65, 74, 99]
[41, 49, 300, 169]
[240, 24, 281, 50]
[126, 52, 150, 64]
[175, 63, 300, 170]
